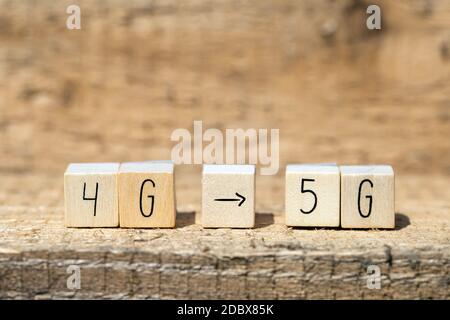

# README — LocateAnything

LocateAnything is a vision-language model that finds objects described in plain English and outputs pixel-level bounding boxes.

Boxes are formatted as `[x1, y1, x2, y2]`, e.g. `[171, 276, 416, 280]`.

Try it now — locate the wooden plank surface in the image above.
[0, 173, 448, 299]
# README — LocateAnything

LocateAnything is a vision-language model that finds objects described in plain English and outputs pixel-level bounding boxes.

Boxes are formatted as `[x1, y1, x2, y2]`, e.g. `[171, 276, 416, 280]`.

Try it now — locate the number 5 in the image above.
[300, 178, 317, 214]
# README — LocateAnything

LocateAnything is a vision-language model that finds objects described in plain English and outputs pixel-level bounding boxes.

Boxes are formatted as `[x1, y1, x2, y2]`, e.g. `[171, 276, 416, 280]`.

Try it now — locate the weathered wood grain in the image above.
[0, 174, 448, 299]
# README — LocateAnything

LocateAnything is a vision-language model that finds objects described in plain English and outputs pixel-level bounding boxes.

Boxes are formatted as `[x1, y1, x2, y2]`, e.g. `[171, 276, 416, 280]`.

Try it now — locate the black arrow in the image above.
[214, 192, 246, 207]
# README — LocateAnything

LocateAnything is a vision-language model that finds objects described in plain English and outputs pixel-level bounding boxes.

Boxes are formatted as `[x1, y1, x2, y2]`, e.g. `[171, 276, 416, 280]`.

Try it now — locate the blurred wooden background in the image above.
[0, 0, 449, 210]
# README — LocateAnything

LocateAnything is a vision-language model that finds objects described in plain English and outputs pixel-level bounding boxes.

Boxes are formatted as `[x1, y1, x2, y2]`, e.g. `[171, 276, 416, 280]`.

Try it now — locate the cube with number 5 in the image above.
[285, 164, 340, 227]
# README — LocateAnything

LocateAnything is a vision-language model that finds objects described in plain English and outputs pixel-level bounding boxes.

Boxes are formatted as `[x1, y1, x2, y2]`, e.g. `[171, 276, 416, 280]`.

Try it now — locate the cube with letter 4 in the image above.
[64, 163, 120, 227]
[118, 161, 176, 228]
[202, 164, 255, 228]
[340, 165, 395, 229]
[285, 164, 340, 227]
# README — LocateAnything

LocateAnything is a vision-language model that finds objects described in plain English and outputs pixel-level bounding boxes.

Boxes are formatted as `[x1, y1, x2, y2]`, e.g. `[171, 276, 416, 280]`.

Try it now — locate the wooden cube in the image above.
[202, 165, 255, 228]
[118, 161, 176, 228]
[285, 164, 340, 227]
[64, 163, 119, 227]
[340, 165, 395, 229]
